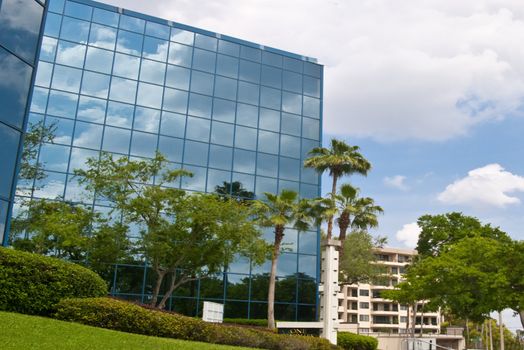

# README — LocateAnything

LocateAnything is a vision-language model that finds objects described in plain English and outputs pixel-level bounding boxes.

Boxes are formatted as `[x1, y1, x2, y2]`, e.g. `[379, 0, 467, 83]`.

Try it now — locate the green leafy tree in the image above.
[18, 119, 56, 183]
[254, 190, 313, 329]
[214, 181, 255, 200]
[503, 240, 524, 329]
[339, 230, 385, 285]
[304, 139, 371, 239]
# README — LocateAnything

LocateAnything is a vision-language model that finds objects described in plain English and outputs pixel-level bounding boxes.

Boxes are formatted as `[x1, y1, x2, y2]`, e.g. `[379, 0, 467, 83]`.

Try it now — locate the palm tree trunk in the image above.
[519, 308, 524, 330]
[268, 225, 284, 330]
[338, 212, 349, 242]
[327, 176, 338, 240]
[151, 268, 166, 307]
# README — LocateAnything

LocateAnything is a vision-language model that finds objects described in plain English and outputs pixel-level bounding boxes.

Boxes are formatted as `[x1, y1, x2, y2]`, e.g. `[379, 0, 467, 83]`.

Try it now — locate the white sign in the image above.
[202, 301, 224, 323]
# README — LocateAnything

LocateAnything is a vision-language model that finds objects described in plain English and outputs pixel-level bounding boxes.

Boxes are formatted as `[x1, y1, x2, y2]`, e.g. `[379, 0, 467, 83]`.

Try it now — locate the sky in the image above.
[101, 0, 524, 330]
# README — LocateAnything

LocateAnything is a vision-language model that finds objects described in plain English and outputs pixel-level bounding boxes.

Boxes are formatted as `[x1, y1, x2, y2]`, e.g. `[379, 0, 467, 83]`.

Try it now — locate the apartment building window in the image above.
[351, 302, 358, 310]
[376, 254, 390, 262]
[373, 316, 390, 324]
[349, 314, 358, 323]
[372, 290, 381, 298]
[400, 316, 408, 323]
[383, 304, 390, 311]
[359, 315, 370, 322]
[359, 328, 370, 333]
[359, 302, 369, 309]
[399, 266, 406, 274]
[359, 289, 369, 296]
[373, 303, 378, 311]
[391, 267, 398, 274]
[398, 255, 411, 263]
[392, 304, 398, 311]
[400, 305, 408, 311]
[351, 288, 358, 297]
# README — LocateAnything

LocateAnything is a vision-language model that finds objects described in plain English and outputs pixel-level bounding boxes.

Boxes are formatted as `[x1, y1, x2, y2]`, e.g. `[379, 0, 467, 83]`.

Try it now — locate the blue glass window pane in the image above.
[277, 253, 297, 277]
[260, 87, 281, 110]
[192, 48, 216, 73]
[302, 139, 319, 159]
[60, 17, 90, 44]
[0, 123, 19, 197]
[255, 176, 277, 198]
[130, 131, 157, 158]
[303, 76, 320, 98]
[85, 47, 113, 74]
[256, 153, 278, 177]
[216, 54, 238, 79]
[233, 172, 254, 194]
[165, 64, 190, 90]
[69, 147, 99, 171]
[168, 43, 193, 68]
[40, 36, 58, 62]
[262, 51, 283, 68]
[170, 28, 194, 45]
[282, 228, 297, 253]
[281, 113, 301, 136]
[46, 116, 73, 145]
[77, 96, 106, 123]
[188, 93, 212, 118]
[158, 136, 183, 163]
[1, 200, 8, 239]
[106, 101, 134, 128]
[190, 71, 214, 96]
[283, 71, 302, 93]
[208, 144, 232, 170]
[113, 53, 140, 79]
[261, 66, 282, 88]
[210, 121, 233, 147]
[81, 71, 110, 98]
[181, 165, 206, 191]
[195, 34, 217, 51]
[299, 231, 317, 255]
[34, 172, 66, 199]
[183, 140, 208, 166]
[236, 103, 258, 127]
[30, 87, 49, 114]
[73, 121, 103, 149]
[136, 82, 163, 109]
[207, 169, 231, 193]
[116, 30, 143, 56]
[233, 149, 255, 174]
[282, 92, 302, 115]
[119, 15, 145, 34]
[239, 60, 260, 83]
[258, 130, 279, 154]
[302, 117, 320, 140]
[237, 81, 259, 105]
[160, 112, 185, 138]
[109, 77, 137, 104]
[186, 116, 210, 142]
[234, 126, 257, 150]
[0, 0, 43, 63]
[218, 40, 239, 57]
[301, 166, 318, 185]
[39, 143, 70, 172]
[102, 126, 130, 154]
[279, 179, 299, 193]
[279, 157, 300, 181]
[145, 21, 170, 40]
[214, 76, 237, 100]
[298, 255, 316, 278]
[133, 106, 160, 133]
[259, 108, 280, 132]
[163, 88, 188, 114]
[52, 64, 82, 93]
[0, 48, 33, 128]
[240, 46, 261, 62]
[303, 96, 320, 118]
[64, 1, 92, 20]
[280, 134, 301, 158]
[55, 41, 86, 68]
[142, 36, 168, 61]
[89, 23, 117, 50]
[92, 8, 119, 27]
[283, 57, 303, 73]
[212, 98, 235, 123]
[304, 62, 321, 78]
[47, 90, 78, 118]
[44, 13, 62, 38]
[49, 0, 65, 14]
[300, 183, 318, 199]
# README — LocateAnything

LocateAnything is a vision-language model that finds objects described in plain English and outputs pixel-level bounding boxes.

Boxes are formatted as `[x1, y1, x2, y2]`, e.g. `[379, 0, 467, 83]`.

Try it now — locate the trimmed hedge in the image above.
[337, 332, 378, 350]
[55, 297, 337, 350]
[223, 318, 268, 327]
[0, 247, 107, 315]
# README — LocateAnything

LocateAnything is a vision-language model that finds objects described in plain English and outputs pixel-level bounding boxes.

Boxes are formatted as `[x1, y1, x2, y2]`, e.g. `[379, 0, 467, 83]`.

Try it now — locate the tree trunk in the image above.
[338, 212, 350, 242]
[466, 317, 470, 347]
[489, 319, 493, 350]
[150, 268, 166, 307]
[519, 309, 524, 330]
[326, 176, 338, 240]
[499, 311, 504, 350]
[157, 271, 189, 310]
[411, 303, 418, 339]
[267, 225, 284, 330]
[419, 302, 425, 338]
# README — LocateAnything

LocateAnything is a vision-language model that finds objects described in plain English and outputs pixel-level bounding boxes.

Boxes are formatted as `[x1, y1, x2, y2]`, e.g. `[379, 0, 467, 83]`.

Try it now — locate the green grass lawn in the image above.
[0, 311, 255, 350]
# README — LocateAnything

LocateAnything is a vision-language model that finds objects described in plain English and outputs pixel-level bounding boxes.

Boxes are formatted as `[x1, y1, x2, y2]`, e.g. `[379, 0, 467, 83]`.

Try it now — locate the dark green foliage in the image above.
[0, 248, 107, 315]
[337, 332, 378, 350]
[223, 318, 268, 327]
[54, 297, 336, 350]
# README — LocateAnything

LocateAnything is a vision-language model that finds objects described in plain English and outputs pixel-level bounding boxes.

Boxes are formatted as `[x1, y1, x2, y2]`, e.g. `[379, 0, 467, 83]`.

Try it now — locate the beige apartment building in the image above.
[337, 247, 441, 335]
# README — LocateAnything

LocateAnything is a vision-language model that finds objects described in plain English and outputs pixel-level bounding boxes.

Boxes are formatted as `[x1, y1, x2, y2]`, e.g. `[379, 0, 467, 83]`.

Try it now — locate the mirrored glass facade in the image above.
[0, 0, 45, 244]
[10, 0, 323, 321]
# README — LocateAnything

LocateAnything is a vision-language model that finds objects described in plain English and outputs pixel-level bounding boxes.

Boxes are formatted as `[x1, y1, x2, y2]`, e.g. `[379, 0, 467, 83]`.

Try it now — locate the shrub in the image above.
[223, 318, 268, 327]
[55, 297, 337, 350]
[337, 332, 378, 350]
[0, 247, 107, 315]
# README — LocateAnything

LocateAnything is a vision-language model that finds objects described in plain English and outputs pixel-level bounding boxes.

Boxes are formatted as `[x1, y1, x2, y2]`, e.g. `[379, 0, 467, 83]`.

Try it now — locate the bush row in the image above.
[0, 247, 107, 315]
[337, 332, 378, 350]
[54, 297, 336, 350]
[223, 318, 268, 327]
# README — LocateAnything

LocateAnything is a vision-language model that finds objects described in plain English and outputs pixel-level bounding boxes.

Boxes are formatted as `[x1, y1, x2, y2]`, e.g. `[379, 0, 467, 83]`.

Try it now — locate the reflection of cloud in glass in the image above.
[40, 36, 57, 61]
[69, 147, 99, 171]
[77, 96, 107, 123]
[89, 24, 116, 50]
[133, 106, 160, 133]
[55, 41, 86, 68]
[113, 53, 140, 80]
[73, 122, 103, 149]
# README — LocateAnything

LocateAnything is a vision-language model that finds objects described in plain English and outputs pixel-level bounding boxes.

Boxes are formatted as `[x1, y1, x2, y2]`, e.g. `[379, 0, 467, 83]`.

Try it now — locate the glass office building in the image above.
[0, 0, 46, 245]
[8, 0, 323, 320]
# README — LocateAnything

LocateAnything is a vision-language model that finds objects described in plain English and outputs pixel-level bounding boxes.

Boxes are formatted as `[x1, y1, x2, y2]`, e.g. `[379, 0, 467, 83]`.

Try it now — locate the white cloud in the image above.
[384, 175, 408, 190]
[438, 163, 524, 208]
[103, 0, 524, 141]
[396, 222, 422, 248]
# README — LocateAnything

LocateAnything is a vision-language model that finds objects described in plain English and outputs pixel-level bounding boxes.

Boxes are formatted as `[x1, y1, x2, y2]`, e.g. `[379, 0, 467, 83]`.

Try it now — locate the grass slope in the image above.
[0, 311, 254, 350]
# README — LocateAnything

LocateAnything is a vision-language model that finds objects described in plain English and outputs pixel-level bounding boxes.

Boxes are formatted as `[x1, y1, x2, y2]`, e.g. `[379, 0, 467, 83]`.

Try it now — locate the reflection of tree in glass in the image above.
[19, 120, 56, 182]
[215, 181, 254, 200]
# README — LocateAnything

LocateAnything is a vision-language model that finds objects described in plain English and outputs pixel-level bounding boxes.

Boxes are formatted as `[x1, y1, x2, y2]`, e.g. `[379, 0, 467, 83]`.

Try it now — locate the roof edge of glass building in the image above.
[70, 0, 320, 64]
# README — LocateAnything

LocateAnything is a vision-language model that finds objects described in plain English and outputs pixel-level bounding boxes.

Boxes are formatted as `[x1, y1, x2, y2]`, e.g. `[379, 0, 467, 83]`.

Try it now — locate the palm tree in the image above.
[335, 183, 383, 243]
[304, 139, 371, 239]
[254, 190, 312, 330]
